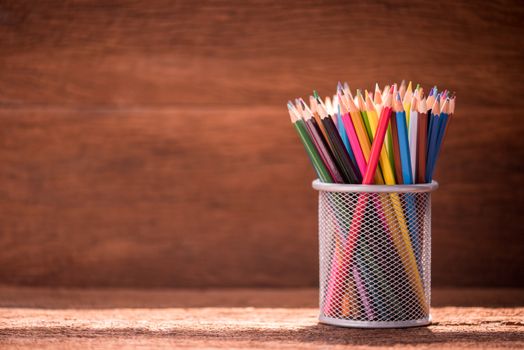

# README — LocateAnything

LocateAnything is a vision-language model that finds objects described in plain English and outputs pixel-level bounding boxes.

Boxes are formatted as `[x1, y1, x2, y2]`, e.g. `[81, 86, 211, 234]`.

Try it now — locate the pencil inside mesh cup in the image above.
[314, 182, 437, 327]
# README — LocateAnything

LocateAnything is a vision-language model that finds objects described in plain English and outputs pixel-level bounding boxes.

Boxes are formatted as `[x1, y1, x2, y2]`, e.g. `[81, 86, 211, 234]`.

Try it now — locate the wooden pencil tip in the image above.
[411, 96, 418, 111]
[394, 92, 404, 111]
[337, 81, 343, 93]
[316, 97, 328, 119]
[383, 91, 392, 107]
[287, 102, 300, 122]
[365, 93, 375, 111]
[449, 97, 456, 114]
[338, 92, 348, 114]
[325, 97, 333, 116]
[440, 98, 449, 114]
[432, 99, 440, 115]
[418, 97, 427, 113]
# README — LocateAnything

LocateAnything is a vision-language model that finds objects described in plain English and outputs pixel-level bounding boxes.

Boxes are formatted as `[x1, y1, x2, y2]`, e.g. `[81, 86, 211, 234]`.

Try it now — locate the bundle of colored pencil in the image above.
[287, 81, 455, 185]
[288, 81, 455, 321]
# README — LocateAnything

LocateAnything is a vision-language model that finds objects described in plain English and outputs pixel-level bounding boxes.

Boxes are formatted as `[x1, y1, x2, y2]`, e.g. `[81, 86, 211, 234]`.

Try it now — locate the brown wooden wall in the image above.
[0, 0, 523, 288]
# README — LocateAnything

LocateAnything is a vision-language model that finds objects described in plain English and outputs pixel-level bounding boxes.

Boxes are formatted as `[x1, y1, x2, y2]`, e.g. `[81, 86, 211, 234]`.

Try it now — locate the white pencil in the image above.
[408, 96, 419, 180]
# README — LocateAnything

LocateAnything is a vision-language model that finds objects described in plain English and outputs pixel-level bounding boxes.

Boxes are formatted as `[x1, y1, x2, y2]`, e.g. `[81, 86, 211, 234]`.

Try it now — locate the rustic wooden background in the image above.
[0, 0, 523, 288]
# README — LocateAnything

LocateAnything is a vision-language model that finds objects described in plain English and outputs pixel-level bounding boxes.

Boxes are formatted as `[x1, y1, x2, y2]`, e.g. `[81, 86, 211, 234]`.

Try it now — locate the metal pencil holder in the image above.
[312, 180, 438, 328]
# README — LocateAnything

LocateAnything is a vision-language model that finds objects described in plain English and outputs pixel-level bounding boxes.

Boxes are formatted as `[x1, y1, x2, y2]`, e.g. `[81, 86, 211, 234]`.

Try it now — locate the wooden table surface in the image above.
[1, 287, 523, 349]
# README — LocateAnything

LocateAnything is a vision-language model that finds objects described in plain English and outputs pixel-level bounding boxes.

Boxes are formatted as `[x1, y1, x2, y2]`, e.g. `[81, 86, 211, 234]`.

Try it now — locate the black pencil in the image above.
[316, 97, 361, 184]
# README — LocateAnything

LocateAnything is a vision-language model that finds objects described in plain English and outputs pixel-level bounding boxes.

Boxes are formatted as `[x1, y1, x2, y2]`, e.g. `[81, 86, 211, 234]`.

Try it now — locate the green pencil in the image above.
[288, 103, 333, 183]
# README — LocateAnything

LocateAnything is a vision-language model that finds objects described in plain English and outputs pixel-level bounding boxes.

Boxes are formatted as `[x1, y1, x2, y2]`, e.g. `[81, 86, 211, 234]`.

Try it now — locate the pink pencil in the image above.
[323, 93, 376, 316]
[323, 89, 392, 318]
[325, 92, 393, 316]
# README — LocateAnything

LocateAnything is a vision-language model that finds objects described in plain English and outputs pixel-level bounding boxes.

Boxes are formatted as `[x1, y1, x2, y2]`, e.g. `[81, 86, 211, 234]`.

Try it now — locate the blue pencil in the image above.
[427, 100, 450, 180]
[425, 100, 441, 183]
[394, 93, 420, 269]
[336, 105, 357, 167]
[395, 94, 413, 184]
[426, 89, 438, 141]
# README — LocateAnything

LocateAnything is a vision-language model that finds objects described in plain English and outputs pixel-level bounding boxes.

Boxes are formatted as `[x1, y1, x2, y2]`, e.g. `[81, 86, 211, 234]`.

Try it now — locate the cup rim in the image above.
[312, 180, 439, 193]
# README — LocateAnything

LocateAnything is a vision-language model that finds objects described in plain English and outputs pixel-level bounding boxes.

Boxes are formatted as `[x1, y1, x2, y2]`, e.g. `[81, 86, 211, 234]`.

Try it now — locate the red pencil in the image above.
[363, 92, 392, 184]
[416, 96, 428, 183]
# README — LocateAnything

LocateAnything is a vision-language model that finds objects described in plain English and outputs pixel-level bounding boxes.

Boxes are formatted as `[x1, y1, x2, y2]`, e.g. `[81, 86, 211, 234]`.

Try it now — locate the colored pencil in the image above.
[403, 81, 413, 125]
[394, 92, 414, 184]
[310, 95, 330, 144]
[389, 97, 404, 183]
[425, 99, 441, 183]
[363, 93, 393, 184]
[296, 100, 345, 184]
[288, 105, 332, 182]
[317, 97, 361, 183]
[408, 96, 418, 181]
[339, 91, 367, 178]
[352, 264, 374, 320]
[333, 95, 357, 166]
[427, 98, 451, 180]
[416, 97, 428, 183]
[345, 90, 385, 184]
[365, 93, 396, 185]
[362, 90, 427, 313]
[357, 90, 374, 143]
[374, 83, 384, 116]
[325, 96, 338, 127]
[398, 80, 407, 99]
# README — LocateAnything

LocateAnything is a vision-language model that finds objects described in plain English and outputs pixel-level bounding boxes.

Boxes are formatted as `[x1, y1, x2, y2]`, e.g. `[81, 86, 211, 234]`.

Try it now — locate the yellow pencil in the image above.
[372, 88, 428, 312]
[403, 81, 413, 125]
[387, 193, 429, 313]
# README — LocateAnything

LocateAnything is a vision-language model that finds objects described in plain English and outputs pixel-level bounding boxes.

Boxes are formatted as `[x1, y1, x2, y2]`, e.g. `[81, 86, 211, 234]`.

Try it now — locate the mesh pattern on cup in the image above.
[318, 190, 431, 323]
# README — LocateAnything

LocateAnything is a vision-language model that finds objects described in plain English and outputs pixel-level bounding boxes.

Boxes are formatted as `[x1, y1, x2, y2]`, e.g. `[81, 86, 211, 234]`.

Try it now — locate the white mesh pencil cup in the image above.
[313, 180, 438, 328]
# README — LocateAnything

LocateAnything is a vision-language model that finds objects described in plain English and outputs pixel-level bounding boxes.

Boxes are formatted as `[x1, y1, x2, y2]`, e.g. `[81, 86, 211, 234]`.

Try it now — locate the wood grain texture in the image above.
[1, 286, 523, 308]
[0, 0, 523, 287]
[0, 288, 523, 349]
[0, 0, 522, 108]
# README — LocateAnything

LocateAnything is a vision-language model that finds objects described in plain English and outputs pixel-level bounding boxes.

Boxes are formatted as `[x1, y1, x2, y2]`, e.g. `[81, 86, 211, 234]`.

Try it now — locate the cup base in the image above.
[319, 315, 431, 329]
